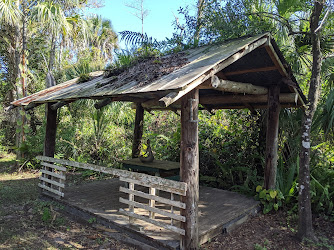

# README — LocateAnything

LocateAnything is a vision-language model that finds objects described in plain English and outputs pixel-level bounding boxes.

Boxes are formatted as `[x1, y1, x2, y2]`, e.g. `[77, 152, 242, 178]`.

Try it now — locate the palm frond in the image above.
[119, 30, 164, 50]
[314, 89, 334, 138]
[0, 0, 21, 26]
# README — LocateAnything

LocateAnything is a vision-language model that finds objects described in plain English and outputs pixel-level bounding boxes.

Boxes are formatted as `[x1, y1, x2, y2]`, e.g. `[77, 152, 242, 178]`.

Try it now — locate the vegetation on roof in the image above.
[101, 51, 189, 90]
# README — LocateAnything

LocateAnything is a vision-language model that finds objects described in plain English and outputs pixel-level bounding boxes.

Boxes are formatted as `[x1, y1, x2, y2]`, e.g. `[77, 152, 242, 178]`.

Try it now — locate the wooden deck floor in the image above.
[58, 179, 259, 249]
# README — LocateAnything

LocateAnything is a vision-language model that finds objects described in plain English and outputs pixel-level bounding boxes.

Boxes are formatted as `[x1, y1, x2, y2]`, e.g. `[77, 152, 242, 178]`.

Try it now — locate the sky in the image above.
[88, 0, 196, 49]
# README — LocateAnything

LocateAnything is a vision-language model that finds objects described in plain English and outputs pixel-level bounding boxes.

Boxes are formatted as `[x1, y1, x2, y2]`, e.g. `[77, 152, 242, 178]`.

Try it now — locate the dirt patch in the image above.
[202, 211, 334, 250]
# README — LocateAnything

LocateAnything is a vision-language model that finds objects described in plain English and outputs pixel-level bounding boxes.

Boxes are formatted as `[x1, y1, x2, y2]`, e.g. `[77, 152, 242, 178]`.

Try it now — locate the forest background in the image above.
[0, 0, 333, 241]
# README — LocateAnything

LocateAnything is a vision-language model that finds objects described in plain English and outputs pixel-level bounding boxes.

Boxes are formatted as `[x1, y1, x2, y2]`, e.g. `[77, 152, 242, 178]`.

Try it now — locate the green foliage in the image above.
[310, 142, 334, 216]
[78, 73, 91, 83]
[314, 89, 334, 139]
[88, 217, 97, 224]
[198, 109, 264, 194]
[256, 186, 284, 214]
[276, 157, 298, 204]
[34, 201, 65, 227]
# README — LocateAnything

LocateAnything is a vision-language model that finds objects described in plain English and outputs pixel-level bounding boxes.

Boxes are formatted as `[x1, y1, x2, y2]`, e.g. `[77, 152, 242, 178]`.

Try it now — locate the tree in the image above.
[33, 1, 72, 87]
[125, 0, 149, 35]
[0, 0, 21, 26]
[86, 16, 118, 63]
[297, 0, 331, 241]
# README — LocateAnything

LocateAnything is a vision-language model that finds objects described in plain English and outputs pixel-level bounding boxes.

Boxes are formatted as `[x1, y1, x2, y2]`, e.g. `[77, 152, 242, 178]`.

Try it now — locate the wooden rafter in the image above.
[265, 40, 306, 108]
[223, 66, 278, 76]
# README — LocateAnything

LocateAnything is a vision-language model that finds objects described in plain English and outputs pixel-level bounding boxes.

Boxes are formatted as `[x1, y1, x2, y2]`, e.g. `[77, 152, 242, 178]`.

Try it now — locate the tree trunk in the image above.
[297, 0, 324, 241]
[49, 34, 56, 71]
[194, 0, 205, 45]
[14, 0, 22, 160]
[20, 1, 27, 151]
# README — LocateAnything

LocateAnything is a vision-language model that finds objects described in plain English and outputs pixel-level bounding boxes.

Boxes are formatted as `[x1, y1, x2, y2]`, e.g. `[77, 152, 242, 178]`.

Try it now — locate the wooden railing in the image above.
[37, 156, 187, 236]
[119, 174, 187, 236]
[37, 156, 67, 197]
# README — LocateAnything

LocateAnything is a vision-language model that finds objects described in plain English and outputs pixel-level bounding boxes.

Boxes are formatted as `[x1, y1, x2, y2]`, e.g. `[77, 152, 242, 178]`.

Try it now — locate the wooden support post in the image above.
[264, 85, 280, 189]
[44, 103, 57, 157]
[132, 103, 144, 158]
[180, 89, 199, 250]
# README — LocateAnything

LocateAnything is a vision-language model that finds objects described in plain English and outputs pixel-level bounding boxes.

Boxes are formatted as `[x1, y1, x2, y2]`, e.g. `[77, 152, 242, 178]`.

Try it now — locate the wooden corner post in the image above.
[264, 85, 280, 189]
[180, 89, 199, 249]
[43, 103, 57, 157]
[132, 103, 144, 158]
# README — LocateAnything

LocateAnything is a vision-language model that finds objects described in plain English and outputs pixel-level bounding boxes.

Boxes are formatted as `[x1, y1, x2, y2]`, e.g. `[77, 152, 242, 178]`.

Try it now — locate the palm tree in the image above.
[87, 16, 118, 63]
[0, 0, 21, 26]
[32, 1, 72, 87]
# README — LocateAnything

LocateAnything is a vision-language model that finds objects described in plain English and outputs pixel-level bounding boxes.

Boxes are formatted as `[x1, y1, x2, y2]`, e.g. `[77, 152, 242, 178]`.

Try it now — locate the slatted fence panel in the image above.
[119, 175, 187, 236]
[38, 157, 67, 198]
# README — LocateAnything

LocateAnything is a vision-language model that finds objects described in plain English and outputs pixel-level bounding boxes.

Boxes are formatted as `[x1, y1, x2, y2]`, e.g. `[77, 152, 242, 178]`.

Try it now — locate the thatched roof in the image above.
[11, 33, 306, 110]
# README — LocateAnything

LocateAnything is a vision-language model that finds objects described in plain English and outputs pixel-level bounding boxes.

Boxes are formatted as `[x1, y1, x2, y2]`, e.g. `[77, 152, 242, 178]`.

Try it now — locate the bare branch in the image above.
[314, 8, 330, 33]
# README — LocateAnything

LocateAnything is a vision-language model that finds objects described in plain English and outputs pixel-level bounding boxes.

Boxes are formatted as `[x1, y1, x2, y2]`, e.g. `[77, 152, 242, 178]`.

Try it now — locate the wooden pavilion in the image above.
[10, 33, 306, 249]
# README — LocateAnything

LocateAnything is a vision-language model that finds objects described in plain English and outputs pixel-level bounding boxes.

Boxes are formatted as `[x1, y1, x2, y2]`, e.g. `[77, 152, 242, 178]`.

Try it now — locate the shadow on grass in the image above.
[0, 153, 17, 174]
[0, 177, 39, 207]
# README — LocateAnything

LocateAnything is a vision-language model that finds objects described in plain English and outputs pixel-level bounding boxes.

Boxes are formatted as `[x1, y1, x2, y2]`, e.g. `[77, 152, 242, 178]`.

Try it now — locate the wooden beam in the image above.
[180, 89, 199, 250]
[51, 101, 72, 110]
[94, 98, 113, 109]
[141, 98, 181, 109]
[264, 85, 280, 189]
[259, 42, 306, 109]
[131, 103, 144, 158]
[200, 93, 298, 105]
[264, 41, 288, 77]
[43, 103, 57, 157]
[205, 103, 297, 110]
[223, 66, 278, 76]
[24, 103, 42, 111]
[211, 76, 268, 95]
[5, 105, 17, 112]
